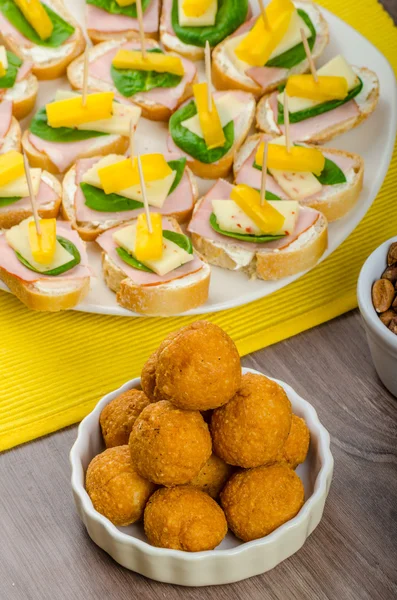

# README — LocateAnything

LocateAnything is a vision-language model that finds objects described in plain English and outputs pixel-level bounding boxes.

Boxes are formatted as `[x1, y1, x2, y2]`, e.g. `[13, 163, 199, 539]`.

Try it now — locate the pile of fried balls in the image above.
[86, 321, 310, 552]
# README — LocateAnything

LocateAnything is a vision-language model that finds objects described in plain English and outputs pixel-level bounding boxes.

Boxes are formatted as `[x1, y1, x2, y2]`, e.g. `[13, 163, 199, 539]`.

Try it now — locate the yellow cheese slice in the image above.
[230, 184, 285, 235]
[286, 75, 349, 101]
[0, 46, 8, 77]
[178, 0, 217, 26]
[112, 50, 184, 76]
[256, 142, 325, 176]
[98, 154, 173, 195]
[46, 92, 115, 128]
[6, 218, 74, 273]
[190, 83, 226, 149]
[115, 0, 136, 6]
[113, 220, 194, 275]
[0, 168, 41, 198]
[13, 0, 53, 40]
[82, 155, 176, 209]
[235, 0, 295, 66]
[0, 151, 25, 188]
[28, 218, 56, 266]
[181, 91, 245, 139]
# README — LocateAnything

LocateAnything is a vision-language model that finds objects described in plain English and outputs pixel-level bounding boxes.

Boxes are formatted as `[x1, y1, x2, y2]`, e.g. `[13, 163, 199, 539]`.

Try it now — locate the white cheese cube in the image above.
[0, 169, 42, 198]
[178, 0, 217, 27]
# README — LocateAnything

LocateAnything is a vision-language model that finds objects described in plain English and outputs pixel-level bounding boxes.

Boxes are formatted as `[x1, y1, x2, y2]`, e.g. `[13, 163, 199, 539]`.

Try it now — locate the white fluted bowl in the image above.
[70, 367, 333, 586]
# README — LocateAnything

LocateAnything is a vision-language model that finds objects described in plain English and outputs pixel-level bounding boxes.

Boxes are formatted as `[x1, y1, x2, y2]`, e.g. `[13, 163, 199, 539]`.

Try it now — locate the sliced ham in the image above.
[28, 132, 119, 173]
[0, 221, 90, 282]
[16, 60, 33, 82]
[87, 0, 159, 33]
[247, 65, 288, 89]
[97, 217, 204, 286]
[89, 39, 196, 110]
[268, 92, 360, 141]
[74, 153, 194, 223]
[0, 12, 31, 47]
[188, 179, 319, 251]
[0, 101, 13, 145]
[0, 179, 59, 215]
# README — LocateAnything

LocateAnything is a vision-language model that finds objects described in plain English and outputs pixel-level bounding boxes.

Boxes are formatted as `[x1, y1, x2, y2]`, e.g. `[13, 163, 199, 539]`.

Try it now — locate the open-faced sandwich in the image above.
[0, 0, 86, 80]
[0, 150, 61, 229]
[22, 90, 141, 175]
[160, 0, 251, 61]
[234, 134, 364, 222]
[188, 180, 328, 279]
[212, 0, 329, 99]
[87, 0, 161, 44]
[256, 54, 379, 142]
[62, 152, 198, 241]
[0, 44, 38, 119]
[97, 214, 210, 316]
[67, 39, 197, 122]
[0, 100, 21, 154]
[0, 217, 91, 311]
[167, 85, 256, 179]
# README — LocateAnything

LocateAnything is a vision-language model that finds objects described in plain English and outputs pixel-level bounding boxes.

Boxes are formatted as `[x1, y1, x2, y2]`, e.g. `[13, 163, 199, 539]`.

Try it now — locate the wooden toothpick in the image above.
[129, 119, 136, 163]
[300, 27, 318, 82]
[23, 152, 41, 235]
[284, 90, 291, 153]
[82, 47, 89, 107]
[137, 155, 152, 234]
[136, 0, 146, 60]
[205, 40, 213, 111]
[260, 140, 268, 206]
[258, 0, 270, 30]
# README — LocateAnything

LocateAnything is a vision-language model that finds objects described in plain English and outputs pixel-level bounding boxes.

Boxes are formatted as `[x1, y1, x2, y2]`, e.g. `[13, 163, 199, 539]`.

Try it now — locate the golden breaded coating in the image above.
[129, 401, 212, 486]
[141, 330, 181, 401]
[281, 415, 310, 469]
[100, 389, 151, 448]
[144, 486, 228, 552]
[86, 446, 156, 526]
[220, 464, 305, 542]
[190, 454, 234, 499]
[153, 321, 242, 410]
[211, 373, 292, 468]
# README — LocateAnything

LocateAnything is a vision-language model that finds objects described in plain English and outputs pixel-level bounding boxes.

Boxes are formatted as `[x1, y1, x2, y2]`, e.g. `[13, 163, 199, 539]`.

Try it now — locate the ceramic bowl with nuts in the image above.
[358, 237, 397, 397]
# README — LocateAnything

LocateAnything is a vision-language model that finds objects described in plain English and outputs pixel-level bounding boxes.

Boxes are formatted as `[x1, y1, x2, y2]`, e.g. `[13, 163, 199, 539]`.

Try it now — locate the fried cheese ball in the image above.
[150, 321, 242, 410]
[141, 330, 180, 401]
[220, 464, 305, 542]
[211, 373, 292, 468]
[129, 401, 212, 486]
[86, 446, 156, 526]
[144, 486, 228, 552]
[100, 389, 151, 448]
[281, 415, 310, 469]
[190, 454, 234, 499]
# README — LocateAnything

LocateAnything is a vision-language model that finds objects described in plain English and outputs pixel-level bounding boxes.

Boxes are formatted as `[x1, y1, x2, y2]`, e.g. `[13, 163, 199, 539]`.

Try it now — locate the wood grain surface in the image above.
[1, 310, 396, 600]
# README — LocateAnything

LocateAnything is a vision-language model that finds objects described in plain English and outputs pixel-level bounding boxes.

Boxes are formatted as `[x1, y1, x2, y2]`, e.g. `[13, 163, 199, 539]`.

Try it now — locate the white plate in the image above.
[70, 367, 334, 586]
[1, 2, 396, 316]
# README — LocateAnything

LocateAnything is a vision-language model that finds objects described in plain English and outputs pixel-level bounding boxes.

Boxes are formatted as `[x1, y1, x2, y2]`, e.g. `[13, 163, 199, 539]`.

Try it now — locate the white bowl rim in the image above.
[357, 235, 397, 350]
[70, 367, 334, 561]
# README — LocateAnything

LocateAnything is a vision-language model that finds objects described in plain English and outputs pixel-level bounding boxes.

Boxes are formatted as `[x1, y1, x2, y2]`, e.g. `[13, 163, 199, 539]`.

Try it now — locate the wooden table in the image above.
[2, 310, 397, 600]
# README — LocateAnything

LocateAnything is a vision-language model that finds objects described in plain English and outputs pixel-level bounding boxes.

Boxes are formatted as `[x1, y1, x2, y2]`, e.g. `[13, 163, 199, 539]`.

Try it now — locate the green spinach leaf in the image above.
[266, 10, 316, 69]
[315, 157, 347, 185]
[30, 106, 107, 142]
[169, 100, 234, 164]
[0, 195, 22, 207]
[15, 236, 81, 276]
[0, 0, 74, 48]
[209, 213, 284, 243]
[171, 0, 248, 48]
[163, 229, 193, 254]
[87, 0, 150, 19]
[116, 247, 154, 272]
[278, 78, 363, 124]
[0, 51, 22, 89]
[167, 158, 187, 194]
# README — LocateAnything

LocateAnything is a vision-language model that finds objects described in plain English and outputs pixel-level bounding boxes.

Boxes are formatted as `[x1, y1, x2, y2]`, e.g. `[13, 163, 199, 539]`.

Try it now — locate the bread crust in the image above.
[8, 74, 39, 120]
[256, 67, 380, 143]
[88, 29, 159, 45]
[159, 4, 204, 61]
[1, 117, 22, 153]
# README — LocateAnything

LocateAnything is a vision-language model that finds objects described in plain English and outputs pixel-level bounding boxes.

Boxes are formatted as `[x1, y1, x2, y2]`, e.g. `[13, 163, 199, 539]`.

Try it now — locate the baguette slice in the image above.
[67, 39, 198, 122]
[62, 158, 199, 242]
[99, 219, 211, 316]
[22, 130, 130, 175]
[1, 117, 22, 153]
[0, 171, 62, 229]
[87, 0, 160, 44]
[2, 73, 39, 120]
[256, 67, 380, 144]
[0, 0, 86, 80]
[167, 90, 256, 179]
[212, 1, 329, 98]
[234, 133, 364, 222]
[188, 182, 328, 280]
